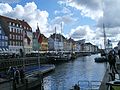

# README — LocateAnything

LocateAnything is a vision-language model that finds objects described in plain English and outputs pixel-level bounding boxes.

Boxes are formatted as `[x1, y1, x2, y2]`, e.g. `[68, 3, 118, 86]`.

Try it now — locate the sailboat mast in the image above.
[61, 23, 63, 53]
[103, 24, 106, 50]
[55, 27, 57, 53]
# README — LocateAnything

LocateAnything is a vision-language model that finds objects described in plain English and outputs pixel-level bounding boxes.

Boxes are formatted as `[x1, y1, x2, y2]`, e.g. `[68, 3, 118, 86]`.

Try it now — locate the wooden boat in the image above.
[94, 56, 108, 63]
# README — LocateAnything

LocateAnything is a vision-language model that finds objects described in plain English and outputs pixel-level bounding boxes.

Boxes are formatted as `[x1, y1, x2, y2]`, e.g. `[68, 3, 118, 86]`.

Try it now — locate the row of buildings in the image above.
[0, 15, 99, 55]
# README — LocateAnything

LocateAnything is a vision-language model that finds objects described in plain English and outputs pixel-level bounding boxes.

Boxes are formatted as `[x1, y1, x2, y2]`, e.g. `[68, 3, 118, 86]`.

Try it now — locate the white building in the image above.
[48, 33, 64, 52]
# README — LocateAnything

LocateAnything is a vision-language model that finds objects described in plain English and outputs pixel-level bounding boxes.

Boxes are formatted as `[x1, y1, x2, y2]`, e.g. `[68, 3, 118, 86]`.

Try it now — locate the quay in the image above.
[0, 64, 55, 90]
[99, 58, 120, 90]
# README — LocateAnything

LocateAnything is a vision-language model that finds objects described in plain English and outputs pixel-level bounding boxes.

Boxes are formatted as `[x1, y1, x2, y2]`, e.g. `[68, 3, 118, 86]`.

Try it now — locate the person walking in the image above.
[14, 69, 20, 84]
[108, 50, 118, 74]
[118, 49, 120, 59]
[19, 67, 25, 84]
[7, 66, 16, 79]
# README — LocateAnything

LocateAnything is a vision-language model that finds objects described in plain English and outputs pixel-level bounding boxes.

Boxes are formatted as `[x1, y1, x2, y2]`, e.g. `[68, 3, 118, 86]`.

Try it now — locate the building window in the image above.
[17, 29, 19, 33]
[19, 36, 20, 40]
[2, 41, 4, 46]
[10, 27, 11, 32]
[5, 36, 8, 40]
[2, 36, 4, 39]
[19, 29, 21, 33]
[9, 22, 11, 25]
[5, 41, 7, 46]
[13, 41, 15, 46]
[9, 34, 11, 39]
[13, 23, 15, 26]
[13, 28, 14, 32]
[20, 42, 22, 46]
[16, 24, 18, 27]
[14, 29, 16, 33]
[13, 35, 14, 39]
[15, 35, 17, 40]
[0, 41, 1, 46]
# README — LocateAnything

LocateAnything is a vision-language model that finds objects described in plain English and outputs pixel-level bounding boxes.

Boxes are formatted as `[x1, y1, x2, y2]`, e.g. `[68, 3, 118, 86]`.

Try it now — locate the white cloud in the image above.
[55, 7, 71, 15]
[58, 0, 103, 21]
[0, 3, 12, 14]
[0, 0, 20, 4]
[0, 2, 49, 35]
[51, 14, 76, 25]
[96, 0, 120, 47]
[98, 0, 120, 28]
[69, 25, 95, 42]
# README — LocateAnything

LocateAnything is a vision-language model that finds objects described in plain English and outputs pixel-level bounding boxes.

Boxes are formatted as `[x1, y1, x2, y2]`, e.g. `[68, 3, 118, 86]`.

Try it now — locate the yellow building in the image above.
[40, 34, 48, 51]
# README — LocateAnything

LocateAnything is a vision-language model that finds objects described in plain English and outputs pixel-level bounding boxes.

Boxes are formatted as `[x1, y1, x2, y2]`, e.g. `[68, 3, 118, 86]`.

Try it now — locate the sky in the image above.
[0, 0, 120, 48]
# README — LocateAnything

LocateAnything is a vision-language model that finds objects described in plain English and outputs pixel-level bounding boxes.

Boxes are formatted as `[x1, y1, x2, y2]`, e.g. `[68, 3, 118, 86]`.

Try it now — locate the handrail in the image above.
[77, 80, 101, 90]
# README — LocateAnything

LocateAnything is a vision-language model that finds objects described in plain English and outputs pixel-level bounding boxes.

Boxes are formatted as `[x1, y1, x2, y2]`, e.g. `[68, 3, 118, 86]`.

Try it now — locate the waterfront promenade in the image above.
[99, 57, 120, 90]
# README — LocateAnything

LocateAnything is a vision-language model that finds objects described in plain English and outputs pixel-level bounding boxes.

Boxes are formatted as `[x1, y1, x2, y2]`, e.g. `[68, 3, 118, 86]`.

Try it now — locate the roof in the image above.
[85, 42, 93, 45]
[50, 33, 65, 41]
[19, 20, 32, 31]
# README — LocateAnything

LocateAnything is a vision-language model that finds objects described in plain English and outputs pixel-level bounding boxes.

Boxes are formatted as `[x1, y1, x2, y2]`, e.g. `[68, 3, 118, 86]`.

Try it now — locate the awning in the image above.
[2, 48, 5, 51]
[5, 48, 8, 51]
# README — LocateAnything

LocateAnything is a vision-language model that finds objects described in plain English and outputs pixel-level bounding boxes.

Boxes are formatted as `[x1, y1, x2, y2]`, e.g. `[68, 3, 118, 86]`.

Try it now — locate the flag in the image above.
[36, 24, 42, 44]
[38, 34, 42, 43]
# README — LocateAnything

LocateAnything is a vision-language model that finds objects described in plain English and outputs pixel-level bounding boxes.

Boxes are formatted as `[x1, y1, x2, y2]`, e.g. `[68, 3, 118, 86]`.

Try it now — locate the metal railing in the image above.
[76, 80, 101, 90]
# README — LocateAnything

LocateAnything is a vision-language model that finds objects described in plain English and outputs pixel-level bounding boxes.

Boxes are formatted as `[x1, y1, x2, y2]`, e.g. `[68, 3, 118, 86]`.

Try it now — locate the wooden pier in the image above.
[0, 64, 55, 90]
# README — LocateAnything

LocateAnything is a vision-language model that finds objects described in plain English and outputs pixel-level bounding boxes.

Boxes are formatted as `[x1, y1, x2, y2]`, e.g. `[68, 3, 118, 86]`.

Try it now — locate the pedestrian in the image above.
[14, 69, 20, 84]
[7, 66, 15, 79]
[108, 50, 118, 73]
[118, 49, 120, 59]
[19, 67, 25, 84]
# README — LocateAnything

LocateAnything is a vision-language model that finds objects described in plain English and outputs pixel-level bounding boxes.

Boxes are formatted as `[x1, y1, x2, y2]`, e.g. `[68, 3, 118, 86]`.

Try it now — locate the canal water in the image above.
[42, 54, 107, 90]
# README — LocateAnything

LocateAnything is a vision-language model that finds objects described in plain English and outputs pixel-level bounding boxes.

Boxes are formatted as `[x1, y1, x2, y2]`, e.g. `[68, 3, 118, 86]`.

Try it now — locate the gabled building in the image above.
[33, 27, 48, 51]
[84, 42, 98, 53]
[84, 43, 93, 52]
[40, 34, 48, 51]
[48, 33, 64, 51]
[19, 20, 32, 54]
[0, 15, 32, 54]
[67, 38, 73, 52]
[32, 32, 38, 51]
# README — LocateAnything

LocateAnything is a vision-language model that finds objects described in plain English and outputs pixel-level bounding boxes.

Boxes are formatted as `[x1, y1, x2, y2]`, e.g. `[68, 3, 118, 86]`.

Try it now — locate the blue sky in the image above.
[0, 0, 120, 48]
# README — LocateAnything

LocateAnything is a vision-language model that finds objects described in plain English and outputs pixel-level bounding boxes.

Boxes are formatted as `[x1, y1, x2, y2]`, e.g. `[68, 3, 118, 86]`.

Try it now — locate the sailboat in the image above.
[94, 24, 108, 63]
[48, 24, 71, 63]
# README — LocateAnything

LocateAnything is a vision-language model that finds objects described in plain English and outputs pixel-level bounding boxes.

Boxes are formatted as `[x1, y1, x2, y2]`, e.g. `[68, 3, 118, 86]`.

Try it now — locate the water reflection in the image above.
[43, 54, 106, 90]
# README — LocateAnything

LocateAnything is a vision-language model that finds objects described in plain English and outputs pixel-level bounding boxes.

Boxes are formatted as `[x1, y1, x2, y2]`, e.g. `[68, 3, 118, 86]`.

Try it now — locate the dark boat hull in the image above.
[94, 56, 108, 63]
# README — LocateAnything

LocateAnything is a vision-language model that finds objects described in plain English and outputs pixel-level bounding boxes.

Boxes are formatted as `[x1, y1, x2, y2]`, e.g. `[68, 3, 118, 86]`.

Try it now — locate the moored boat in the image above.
[94, 56, 108, 63]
